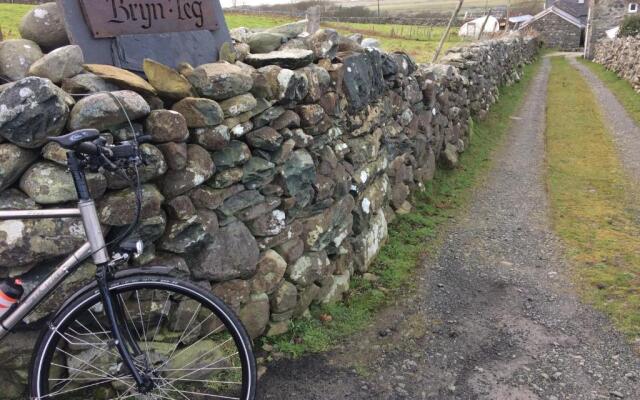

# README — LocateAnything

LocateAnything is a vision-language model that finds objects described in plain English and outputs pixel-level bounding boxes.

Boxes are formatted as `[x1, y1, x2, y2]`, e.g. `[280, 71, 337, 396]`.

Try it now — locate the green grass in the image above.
[0, 3, 31, 39]
[262, 57, 543, 358]
[330, 0, 543, 12]
[546, 57, 640, 340]
[577, 58, 640, 126]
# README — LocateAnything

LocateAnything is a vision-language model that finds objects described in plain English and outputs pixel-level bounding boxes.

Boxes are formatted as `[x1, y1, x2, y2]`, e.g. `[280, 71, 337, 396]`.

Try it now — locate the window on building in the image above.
[630, 3, 639, 13]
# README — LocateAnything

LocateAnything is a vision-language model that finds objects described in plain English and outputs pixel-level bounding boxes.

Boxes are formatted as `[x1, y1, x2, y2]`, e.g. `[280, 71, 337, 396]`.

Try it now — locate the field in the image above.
[328, 0, 542, 13]
[0, 4, 463, 62]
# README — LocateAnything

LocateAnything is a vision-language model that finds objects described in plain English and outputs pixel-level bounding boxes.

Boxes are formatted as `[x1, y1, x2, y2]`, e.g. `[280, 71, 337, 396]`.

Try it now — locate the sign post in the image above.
[57, 0, 231, 72]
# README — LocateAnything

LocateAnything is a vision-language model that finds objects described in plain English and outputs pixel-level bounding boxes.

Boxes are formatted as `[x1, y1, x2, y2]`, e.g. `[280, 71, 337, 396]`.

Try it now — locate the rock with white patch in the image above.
[27, 45, 84, 84]
[0, 77, 69, 148]
[19, 2, 69, 51]
[0, 39, 43, 82]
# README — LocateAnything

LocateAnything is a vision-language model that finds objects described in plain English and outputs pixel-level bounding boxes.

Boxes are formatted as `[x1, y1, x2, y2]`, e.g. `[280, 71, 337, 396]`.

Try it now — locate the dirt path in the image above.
[568, 56, 640, 183]
[257, 59, 640, 399]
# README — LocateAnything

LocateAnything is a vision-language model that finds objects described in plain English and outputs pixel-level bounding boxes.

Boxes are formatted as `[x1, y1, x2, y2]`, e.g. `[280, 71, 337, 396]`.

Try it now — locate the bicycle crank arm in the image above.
[95, 265, 154, 393]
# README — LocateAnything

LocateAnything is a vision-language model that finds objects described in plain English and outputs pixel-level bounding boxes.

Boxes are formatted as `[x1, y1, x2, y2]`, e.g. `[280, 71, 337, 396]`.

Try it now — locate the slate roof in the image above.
[552, 0, 590, 23]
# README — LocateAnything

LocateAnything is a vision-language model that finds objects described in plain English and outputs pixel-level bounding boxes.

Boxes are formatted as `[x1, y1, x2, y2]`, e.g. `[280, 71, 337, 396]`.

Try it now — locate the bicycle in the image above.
[0, 128, 256, 399]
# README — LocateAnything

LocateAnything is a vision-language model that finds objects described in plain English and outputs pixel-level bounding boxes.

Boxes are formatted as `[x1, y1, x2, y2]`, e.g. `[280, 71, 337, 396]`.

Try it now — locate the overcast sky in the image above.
[220, 0, 299, 7]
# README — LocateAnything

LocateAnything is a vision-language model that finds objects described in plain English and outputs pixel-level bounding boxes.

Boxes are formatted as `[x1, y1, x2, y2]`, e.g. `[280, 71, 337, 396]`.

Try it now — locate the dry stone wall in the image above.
[593, 36, 640, 92]
[0, 3, 538, 396]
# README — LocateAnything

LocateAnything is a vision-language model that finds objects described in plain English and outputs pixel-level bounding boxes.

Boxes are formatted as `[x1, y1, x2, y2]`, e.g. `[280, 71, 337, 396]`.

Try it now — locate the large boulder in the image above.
[160, 144, 214, 198]
[19, 2, 69, 51]
[68, 90, 150, 131]
[28, 45, 84, 84]
[0, 77, 69, 148]
[190, 220, 260, 281]
[187, 63, 253, 100]
[19, 161, 106, 204]
[0, 144, 38, 191]
[0, 39, 43, 81]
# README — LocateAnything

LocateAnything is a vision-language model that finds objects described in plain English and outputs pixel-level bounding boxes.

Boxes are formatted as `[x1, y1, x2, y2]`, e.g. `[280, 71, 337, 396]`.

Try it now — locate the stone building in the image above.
[585, 0, 638, 57]
[519, 1, 588, 50]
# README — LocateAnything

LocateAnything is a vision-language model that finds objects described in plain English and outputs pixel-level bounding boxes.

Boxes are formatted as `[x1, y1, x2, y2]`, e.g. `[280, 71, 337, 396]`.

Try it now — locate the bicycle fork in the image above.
[96, 265, 154, 393]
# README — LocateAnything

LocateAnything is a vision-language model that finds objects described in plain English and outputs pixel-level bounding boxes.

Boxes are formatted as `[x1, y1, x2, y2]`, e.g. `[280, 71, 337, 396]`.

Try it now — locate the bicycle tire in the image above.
[28, 274, 257, 400]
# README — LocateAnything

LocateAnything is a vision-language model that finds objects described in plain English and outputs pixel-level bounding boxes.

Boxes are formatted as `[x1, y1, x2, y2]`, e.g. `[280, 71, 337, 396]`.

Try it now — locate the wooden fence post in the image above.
[432, 0, 464, 63]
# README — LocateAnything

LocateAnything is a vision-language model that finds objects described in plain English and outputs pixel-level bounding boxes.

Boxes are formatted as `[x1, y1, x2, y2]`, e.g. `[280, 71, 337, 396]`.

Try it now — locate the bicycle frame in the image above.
[0, 203, 106, 340]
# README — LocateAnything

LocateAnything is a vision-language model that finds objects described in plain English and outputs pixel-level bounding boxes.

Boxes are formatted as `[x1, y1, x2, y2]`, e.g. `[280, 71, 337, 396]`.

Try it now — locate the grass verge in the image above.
[261, 57, 543, 357]
[546, 56, 640, 339]
[577, 57, 640, 126]
[0, 4, 31, 39]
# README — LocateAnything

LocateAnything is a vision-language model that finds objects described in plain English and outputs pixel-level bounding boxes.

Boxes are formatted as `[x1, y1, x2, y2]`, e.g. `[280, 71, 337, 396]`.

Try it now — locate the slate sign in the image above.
[79, 0, 219, 38]
[57, 0, 231, 72]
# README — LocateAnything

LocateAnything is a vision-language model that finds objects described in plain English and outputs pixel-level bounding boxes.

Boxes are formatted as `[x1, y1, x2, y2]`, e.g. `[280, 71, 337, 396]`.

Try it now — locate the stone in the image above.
[105, 144, 167, 189]
[353, 211, 388, 272]
[0, 189, 36, 211]
[266, 320, 289, 336]
[441, 142, 459, 169]
[143, 58, 194, 100]
[342, 50, 385, 113]
[252, 106, 285, 128]
[294, 283, 320, 317]
[308, 29, 339, 60]
[145, 110, 189, 143]
[248, 250, 287, 294]
[190, 220, 259, 281]
[219, 93, 257, 117]
[246, 127, 283, 151]
[218, 42, 237, 64]
[61, 73, 120, 94]
[210, 167, 243, 188]
[0, 39, 43, 81]
[319, 271, 350, 304]
[172, 97, 224, 128]
[267, 20, 307, 39]
[191, 125, 230, 151]
[0, 144, 38, 191]
[157, 142, 188, 171]
[247, 32, 287, 54]
[19, 3, 67, 50]
[243, 157, 276, 189]
[212, 140, 251, 168]
[187, 63, 253, 100]
[98, 184, 164, 226]
[189, 184, 243, 211]
[270, 280, 297, 313]
[296, 104, 325, 127]
[27, 45, 83, 84]
[245, 49, 315, 69]
[239, 293, 270, 338]
[160, 144, 214, 198]
[0, 77, 69, 148]
[361, 38, 381, 48]
[68, 90, 150, 131]
[218, 189, 264, 216]
[270, 110, 300, 130]
[286, 251, 331, 286]
[83, 64, 157, 95]
[158, 209, 218, 253]
[247, 209, 286, 237]
[20, 161, 106, 204]
[274, 238, 304, 264]
[281, 149, 316, 196]
[212, 279, 250, 313]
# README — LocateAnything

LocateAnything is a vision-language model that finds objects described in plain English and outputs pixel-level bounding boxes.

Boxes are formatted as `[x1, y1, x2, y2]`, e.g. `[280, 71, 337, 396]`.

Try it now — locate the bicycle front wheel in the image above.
[29, 274, 256, 400]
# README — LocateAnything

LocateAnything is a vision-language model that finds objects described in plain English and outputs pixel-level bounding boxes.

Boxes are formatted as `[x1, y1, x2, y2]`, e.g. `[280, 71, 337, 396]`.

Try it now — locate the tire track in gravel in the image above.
[568, 56, 640, 184]
[256, 58, 640, 400]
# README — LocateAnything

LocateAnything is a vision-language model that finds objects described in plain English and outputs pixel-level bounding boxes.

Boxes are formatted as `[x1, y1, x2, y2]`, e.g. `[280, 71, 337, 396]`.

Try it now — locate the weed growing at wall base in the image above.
[261, 57, 543, 358]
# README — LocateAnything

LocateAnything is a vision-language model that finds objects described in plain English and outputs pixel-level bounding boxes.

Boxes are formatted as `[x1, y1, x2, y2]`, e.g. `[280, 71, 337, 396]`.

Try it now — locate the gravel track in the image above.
[568, 56, 640, 183]
[256, 58, 640, 400]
